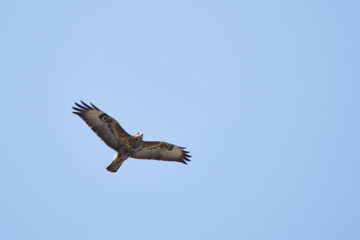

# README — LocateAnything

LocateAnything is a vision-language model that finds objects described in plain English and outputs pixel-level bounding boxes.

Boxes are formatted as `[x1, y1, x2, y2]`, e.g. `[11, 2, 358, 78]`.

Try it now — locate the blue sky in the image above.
[1, 1, 359, 239]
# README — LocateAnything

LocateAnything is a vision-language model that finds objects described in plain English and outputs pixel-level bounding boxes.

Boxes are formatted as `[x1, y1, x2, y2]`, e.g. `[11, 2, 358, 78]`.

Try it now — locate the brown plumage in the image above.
[72, 101, 191, 173]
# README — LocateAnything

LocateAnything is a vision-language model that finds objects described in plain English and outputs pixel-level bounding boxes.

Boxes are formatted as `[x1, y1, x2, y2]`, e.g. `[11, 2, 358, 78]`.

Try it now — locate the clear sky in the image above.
[1, 1, 359, 239]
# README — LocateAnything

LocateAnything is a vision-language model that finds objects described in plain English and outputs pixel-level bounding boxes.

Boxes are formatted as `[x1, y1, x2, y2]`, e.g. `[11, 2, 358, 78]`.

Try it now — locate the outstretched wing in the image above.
[72, 101, 130, 151]
[131, 141, 191, 164]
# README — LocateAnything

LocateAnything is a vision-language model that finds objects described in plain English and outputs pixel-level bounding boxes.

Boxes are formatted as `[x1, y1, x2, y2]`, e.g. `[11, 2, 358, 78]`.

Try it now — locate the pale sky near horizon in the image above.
[1, 1, 359, 239]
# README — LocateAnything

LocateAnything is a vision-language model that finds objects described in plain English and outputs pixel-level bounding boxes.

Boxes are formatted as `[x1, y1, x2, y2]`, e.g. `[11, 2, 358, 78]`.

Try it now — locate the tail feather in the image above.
[106, 154, 126, 173]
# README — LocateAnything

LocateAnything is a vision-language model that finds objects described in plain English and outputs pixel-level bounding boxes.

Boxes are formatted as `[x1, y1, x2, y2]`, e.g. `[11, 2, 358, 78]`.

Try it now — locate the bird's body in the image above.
[107, 133, 143, 172]
[72, 101, 191, 172]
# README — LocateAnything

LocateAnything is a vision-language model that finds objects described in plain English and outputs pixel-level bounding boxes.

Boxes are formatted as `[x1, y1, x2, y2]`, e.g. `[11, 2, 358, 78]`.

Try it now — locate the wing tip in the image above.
[72, 111, 82, 116]
[73, 101, 100, 113]
[181, 147, 191, 163]
[90, 102, 100, 110]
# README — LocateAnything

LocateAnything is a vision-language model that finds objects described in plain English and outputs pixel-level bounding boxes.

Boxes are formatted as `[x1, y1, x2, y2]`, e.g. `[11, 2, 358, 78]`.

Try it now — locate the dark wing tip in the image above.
[72, 111, 82, 116]
[72, 107, 83, 111]
[90, 102, 100, 110]
[181, 147, 191, 162]
[74, 102, 87, 110]
[73, 101, 94, 117]
[73, 101, 100, 113]
[180, 159, 188, 165]
[81, 100, 92, 109]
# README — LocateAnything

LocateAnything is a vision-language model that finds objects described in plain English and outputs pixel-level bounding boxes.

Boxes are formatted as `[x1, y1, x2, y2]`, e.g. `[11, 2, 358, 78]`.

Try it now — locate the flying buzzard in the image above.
[72, 101, 191, 172]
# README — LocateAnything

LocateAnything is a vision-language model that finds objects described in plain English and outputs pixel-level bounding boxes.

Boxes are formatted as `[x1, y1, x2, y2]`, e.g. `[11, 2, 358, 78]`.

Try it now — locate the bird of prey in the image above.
[72, 101, 191, 172]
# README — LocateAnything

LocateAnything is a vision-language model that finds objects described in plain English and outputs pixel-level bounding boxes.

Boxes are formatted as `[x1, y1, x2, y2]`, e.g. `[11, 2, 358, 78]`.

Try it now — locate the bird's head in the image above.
[134, 132, 143, 139]
[132, 132, 143, 148]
